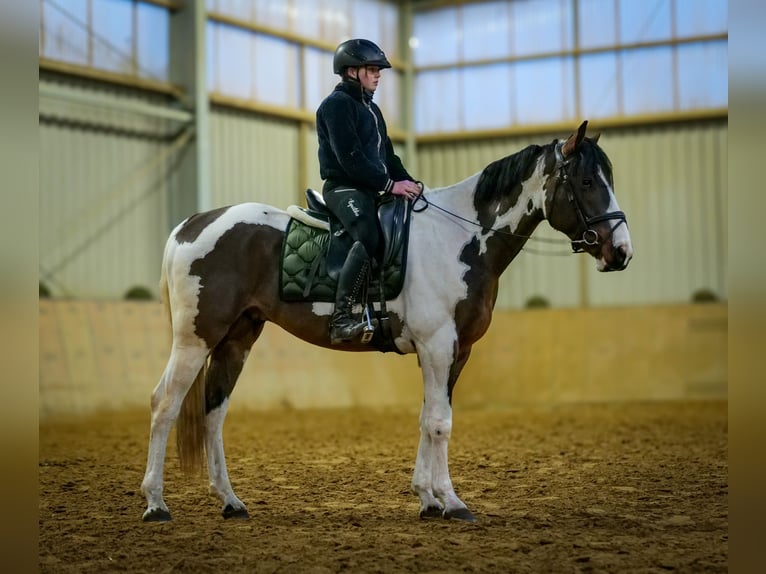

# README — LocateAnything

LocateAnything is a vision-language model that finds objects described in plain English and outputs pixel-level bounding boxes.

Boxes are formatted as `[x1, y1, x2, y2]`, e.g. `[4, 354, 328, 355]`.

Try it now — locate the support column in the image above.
[400, 0, 417, 174]
[167, 0, 210, 230]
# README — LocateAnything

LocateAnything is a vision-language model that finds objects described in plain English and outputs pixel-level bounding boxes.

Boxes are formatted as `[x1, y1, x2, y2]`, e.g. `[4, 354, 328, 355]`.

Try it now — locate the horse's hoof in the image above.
[443, 507, 477, 522]
[419, 505, 444, 519]
[142, 507, 172, 522]
[222, 504, 249, 519]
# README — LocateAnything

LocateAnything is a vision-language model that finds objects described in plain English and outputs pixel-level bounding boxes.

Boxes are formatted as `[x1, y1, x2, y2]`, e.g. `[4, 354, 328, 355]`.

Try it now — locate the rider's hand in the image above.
[391, 180, 422, 201]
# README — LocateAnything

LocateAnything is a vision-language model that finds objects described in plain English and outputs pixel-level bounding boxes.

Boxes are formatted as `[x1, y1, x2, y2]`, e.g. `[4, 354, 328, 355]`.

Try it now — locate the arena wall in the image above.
[38, 301, 727, 420]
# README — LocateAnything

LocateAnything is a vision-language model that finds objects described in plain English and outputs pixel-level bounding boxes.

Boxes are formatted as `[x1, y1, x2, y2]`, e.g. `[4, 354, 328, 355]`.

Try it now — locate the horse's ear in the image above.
[590, 132, 600, 145]
[562, 120, 588, 157]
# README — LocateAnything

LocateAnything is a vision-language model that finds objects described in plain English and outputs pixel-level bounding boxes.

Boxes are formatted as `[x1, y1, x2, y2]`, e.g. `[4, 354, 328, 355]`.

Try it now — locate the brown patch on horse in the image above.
[188, 222, 282, 347]
[186, 222, 380, 351]
[205, 315, 265, 413]
[176, 206, 231, 244]
[181, 212, 415, 354]
[454, 237, 501, 345]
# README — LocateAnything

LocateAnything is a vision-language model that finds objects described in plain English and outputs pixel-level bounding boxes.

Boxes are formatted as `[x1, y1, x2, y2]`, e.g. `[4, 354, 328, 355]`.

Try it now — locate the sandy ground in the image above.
[39, 401, 727, 573]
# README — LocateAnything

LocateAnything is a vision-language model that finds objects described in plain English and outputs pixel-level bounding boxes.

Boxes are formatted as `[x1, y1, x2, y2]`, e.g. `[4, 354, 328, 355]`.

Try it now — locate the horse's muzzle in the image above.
[600, 241, 632, 272]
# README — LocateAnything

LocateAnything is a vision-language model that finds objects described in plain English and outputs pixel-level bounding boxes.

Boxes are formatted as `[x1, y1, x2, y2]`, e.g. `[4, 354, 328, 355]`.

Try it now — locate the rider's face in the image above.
[352, 66, 381, 92]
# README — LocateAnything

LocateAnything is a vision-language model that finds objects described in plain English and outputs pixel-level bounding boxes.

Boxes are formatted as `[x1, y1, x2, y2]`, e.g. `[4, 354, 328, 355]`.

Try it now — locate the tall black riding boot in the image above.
[330, 241, 370, 345]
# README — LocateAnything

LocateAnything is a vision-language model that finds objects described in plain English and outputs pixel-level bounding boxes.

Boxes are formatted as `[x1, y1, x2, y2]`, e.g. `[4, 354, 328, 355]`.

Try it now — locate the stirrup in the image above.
[329, 322, 365, 344]
[329, 308, 378, 345]
[360, 305, 375, 343]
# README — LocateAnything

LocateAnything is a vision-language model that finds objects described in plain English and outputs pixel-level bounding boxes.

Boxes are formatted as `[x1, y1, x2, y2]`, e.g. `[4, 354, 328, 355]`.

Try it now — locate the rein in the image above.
[412, 144, 628, 256]
[413, 194, 569, 246]
[413, 195, 573, 256]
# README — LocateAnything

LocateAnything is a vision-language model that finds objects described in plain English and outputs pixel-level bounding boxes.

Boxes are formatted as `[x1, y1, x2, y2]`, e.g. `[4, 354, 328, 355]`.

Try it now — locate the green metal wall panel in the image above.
[209, 108, 300, 210]
[39, 79, 177, 299]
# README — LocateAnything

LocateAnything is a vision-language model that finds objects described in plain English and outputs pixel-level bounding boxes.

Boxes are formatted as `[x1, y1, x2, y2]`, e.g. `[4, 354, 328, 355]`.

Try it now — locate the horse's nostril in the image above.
[611, 243, 632, 270]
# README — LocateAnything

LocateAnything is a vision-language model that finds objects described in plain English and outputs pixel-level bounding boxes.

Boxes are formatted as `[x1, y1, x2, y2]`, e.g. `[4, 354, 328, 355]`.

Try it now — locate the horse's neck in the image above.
[427, 173, 483, 222]
[428, 155, 548, 273]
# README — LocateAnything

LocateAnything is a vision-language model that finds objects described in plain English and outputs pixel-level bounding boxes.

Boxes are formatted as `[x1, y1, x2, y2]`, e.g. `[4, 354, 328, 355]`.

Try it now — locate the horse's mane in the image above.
[426, 138, 612, 199]
[473, 144, 543, 203]
[586, 140, 613, 183]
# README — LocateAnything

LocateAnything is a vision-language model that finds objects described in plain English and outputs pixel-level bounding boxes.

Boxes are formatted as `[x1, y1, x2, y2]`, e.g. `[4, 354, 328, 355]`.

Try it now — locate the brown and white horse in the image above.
[141, 121, 632, 522]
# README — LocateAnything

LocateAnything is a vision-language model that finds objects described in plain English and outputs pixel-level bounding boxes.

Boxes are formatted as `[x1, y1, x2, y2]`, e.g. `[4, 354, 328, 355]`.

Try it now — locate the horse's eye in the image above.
[582, 179, 592, 187]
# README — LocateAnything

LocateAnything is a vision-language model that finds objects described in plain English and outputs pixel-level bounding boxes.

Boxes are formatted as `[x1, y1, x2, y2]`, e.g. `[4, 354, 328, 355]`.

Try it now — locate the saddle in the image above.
[280, 189, 413, 352]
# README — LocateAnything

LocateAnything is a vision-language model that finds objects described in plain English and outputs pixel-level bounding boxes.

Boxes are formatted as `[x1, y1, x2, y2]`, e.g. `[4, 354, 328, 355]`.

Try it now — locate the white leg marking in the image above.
[141, 344, 208, 520]
[412, 332, 470, 518]
[411, 403, 443, 516]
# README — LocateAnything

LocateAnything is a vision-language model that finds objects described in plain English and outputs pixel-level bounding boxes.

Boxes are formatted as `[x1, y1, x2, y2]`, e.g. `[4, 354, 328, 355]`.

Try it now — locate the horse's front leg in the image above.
[411, 339, 475, 522]
[412, 404, 444, 518]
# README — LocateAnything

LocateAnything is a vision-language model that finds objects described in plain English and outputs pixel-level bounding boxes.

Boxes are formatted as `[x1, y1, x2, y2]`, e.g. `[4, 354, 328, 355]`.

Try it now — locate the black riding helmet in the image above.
[333, 39, 391, 75]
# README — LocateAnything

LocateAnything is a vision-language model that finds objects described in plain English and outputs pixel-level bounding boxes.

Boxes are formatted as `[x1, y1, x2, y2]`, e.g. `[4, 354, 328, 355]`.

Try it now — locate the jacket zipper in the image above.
[365, 102, 388, 174]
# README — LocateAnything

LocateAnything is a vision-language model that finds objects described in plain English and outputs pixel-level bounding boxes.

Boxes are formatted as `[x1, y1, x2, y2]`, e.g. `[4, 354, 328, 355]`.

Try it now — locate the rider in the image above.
[316, 38, 421, 345]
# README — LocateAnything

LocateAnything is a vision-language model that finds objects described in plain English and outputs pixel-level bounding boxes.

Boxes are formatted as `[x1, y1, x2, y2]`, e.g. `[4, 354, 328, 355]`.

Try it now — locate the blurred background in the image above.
[37, 0, 728, 419]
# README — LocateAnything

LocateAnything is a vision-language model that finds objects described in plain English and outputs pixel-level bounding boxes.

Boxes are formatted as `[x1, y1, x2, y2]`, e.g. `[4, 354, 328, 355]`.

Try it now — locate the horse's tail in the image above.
[176, 361, 207, 474]
[161, 232, 207, 475]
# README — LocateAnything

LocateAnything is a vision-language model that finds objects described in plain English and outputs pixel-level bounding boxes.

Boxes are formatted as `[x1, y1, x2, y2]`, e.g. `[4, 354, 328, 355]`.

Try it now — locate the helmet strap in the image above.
[342, 68, 362, 84]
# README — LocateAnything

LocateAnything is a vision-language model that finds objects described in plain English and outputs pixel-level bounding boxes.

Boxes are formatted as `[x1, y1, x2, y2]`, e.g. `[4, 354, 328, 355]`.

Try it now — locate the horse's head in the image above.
[545, 121, 633, 272]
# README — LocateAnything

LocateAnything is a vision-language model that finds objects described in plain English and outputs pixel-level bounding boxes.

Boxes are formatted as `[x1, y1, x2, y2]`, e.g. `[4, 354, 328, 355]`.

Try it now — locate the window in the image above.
[415, 70, 460, 133]
[92, 0, 133, 74]
[412, 8, 459, 67]
[511, 0, 572, 56]
[621, 47, 674, 115]
[136, 2, 169, 81]
[675, 0, 727, 37]
[677, 40, 728, 109]
[579, 52, 619, 119]
[514, 57, 575, 124]
[618, 0, 671, 44]
[41, 0, 89, 66]
[462, 65, 513, 129]
[578, 0, 617, 49]
[412, 0, 728, 135]
[207, 0, 402, 129]
[40, 0, 170, 84]
[461, 2, 511, 61]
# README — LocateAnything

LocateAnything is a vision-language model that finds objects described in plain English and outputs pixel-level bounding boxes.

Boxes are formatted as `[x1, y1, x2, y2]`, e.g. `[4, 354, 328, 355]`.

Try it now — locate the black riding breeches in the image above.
[322, 185, 380, 259]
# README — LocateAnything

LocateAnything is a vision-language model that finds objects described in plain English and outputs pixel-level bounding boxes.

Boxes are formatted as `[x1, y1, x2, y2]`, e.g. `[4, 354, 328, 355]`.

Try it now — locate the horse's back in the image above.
[170, 202, 287, 244]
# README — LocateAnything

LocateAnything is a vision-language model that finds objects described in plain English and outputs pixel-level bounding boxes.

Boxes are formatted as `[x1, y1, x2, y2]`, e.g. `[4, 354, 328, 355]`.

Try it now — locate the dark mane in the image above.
[585, 140, 613, 183]
[474, 144, 543, 204]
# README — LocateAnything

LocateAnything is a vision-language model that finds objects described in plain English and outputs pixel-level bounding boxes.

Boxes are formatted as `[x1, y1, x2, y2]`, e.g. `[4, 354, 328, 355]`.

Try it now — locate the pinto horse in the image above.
[141, 120, 633, 523]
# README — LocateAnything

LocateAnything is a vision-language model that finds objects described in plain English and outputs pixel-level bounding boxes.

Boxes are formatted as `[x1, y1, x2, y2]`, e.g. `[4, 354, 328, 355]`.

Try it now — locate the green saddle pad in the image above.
[279, 219, 407, 303]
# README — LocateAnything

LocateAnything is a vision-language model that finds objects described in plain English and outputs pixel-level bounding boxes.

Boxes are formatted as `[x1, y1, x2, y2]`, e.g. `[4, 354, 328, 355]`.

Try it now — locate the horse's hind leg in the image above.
[204, 316, 265, 519]
[141, 343, 209, 522]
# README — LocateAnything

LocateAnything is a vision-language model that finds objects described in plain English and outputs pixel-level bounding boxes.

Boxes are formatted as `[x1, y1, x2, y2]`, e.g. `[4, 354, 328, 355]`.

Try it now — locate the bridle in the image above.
[551, 143, 628, 253]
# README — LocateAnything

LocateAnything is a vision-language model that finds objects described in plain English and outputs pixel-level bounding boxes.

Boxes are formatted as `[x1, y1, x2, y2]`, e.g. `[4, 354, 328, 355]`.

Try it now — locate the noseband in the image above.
[552, 144, 627, 253]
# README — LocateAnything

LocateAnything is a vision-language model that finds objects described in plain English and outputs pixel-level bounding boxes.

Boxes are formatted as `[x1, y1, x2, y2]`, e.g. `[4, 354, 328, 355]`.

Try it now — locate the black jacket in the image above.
[316, 80, 413, 194]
